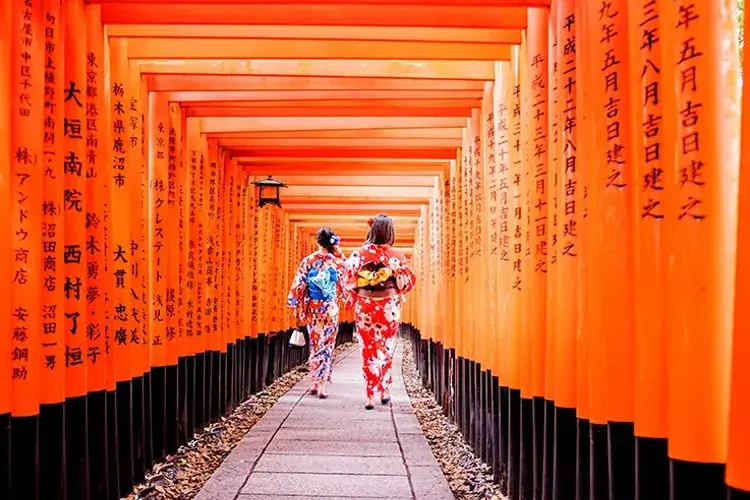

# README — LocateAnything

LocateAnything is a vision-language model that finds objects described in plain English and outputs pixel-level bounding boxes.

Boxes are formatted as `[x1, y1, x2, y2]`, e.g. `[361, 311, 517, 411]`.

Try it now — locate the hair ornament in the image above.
[367, 217, 374, 226]
[330, 235, 340, 246]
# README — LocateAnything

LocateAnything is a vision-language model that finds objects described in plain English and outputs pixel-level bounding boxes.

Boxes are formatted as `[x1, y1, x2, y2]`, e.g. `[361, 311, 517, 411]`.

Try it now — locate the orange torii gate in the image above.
[1, 0, 750, 500]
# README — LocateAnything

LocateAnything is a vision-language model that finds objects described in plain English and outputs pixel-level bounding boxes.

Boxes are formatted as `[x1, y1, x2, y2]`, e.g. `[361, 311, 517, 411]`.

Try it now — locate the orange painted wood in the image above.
[93, 0, 547, 6]
[63, 0, 89, 398]
[109, 24, 524, 43]
[200, 116, 468, 133]
[169, 90, 483, 102]
[526, 7, 548, 399]
[10, 0, 43, 416]
[273, 175, 435, 187]
[665, 0, 740, 464]
[217, 138, 461, 148]
[214, 128, 464, 139]
[0, 0, 12, 415]
[146, 75, 486, 92]
[230, 147, 457, 160]
[185, 107, 474, 118]
[108, 38, 134, 383]
[139, 60, 494, 80]
[148, 91, 170, 367]
[283, 204, 421, 215]
[553, 0, 578, 410]
[100, 4, 528, 29]
[85, 3, 109, 392]
[40, 0, 66, 404]
[124, 38, 512, 61]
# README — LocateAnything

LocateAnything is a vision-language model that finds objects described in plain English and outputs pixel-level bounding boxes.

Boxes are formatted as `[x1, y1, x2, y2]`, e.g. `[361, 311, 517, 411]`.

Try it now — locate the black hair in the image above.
[365, 214, 395, 246]
[316, 227, 336, 253]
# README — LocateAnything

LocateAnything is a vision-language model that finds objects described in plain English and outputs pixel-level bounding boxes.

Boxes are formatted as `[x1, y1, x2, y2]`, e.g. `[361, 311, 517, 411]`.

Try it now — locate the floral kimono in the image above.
[343, 244, 416, 399]
[287, 251, 346, 386]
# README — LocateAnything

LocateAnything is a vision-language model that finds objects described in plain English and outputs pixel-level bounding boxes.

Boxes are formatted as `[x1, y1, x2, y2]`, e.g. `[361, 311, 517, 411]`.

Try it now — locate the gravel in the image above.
[400, 338, 506, 500]
[124, 341, 355, 500]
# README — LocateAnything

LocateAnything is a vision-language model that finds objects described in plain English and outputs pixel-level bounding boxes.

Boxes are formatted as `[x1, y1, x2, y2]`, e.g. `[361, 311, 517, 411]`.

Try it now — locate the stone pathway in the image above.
[195, 343, 455, 500]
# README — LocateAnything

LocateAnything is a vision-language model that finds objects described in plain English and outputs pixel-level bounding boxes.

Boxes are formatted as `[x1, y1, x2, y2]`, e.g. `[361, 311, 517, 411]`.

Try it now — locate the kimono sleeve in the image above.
[287, 256, 310, 309]
[342, 250, 361, 293]
[393, 254, 416, 293]
[341, 251, 361, 310]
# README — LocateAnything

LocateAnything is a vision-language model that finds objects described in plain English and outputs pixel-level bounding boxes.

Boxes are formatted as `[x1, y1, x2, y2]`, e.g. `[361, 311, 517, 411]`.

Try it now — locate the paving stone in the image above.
[254, 454, 407, 475]
[275, 427, 398, 442]
[239, 496, 395, 499]
[194, 458, 250, 500]
[399, 433, 438, 466]
[409, 466, 456, 499]
[280, 417, 394, 432]
[266, 439, 402, 457]
[241, 472, 412, 497]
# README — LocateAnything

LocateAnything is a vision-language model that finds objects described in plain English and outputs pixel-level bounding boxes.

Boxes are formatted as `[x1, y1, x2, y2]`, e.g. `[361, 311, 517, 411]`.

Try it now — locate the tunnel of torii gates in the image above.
[2, 0, 750, 499]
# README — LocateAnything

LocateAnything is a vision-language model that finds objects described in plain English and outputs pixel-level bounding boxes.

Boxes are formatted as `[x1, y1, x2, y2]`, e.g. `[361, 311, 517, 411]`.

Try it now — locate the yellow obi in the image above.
[356, 267, 393, 288]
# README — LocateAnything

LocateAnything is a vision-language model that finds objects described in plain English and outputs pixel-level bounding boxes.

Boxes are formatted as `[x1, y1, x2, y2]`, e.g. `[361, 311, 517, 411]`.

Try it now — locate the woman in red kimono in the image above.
[287, 227, 346, 398]
[343, 214, 416, 410]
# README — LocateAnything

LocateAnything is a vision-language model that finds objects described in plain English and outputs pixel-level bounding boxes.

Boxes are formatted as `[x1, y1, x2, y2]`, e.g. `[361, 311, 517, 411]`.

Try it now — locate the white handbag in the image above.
[289, 329, 306, 347]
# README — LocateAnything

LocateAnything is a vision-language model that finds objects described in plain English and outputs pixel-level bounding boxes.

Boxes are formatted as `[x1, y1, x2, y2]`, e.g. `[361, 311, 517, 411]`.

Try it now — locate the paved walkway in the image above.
[195, 343, 455, 500]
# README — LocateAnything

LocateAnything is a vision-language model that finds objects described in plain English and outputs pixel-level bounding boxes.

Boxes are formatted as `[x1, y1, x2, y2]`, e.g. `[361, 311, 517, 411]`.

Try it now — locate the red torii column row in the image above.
[404, 1, 750, 500]
[0, 2, 320, 498]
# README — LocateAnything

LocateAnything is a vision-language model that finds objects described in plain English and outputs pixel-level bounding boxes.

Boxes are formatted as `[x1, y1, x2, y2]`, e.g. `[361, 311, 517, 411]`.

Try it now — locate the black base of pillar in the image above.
[541, 399, 554, 500]
[729, 487, 750, 500]
[11, 415, 39, 500]
[519, 396, 534, 500]
[194, 353, 206, 432]
[115, 379, 133, 497]
[106, 390, 119, 500]
[39, 402, 65, 499]
[0, 413, 10, 499]
[575, 418, 590, 500]
[150, 367, 166, 463]
[65, 394, 89, 500]
[634, 436, 668, 499]
[166, 363, 179, 454]
[508, 388, 521, 498]
[131, 375, 146, 483]
[552, 407, 576, 500]
[608, 421, 635, 499]
[88, 390, 109, 499]
[669, 458, 726, 499]
[589, 422, 609, 500]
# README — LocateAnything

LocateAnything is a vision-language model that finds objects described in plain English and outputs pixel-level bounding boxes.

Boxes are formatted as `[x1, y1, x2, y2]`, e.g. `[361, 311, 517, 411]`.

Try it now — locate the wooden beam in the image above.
[94, 0, 547, 7]
[283, 185, 433, 199]
[211, 128, 464, 139]
[218, 138, 460, 148]
[198, 116, 468, 133]
[125, 38, 512, 61]
[146, 75, 487, 92]
[186, 106, 473, 118]
[283, 203, 422, 216]
[278, 196, 426, 204]
[230, 147, 458, 160]
[170, 90, 483, 101]
[138, 60, 494, 80]
[108, 24, 524, 44]
[288, 214, 420, 222]
[180, 99, 482, 108]
[242, 162, 446, 176]
[100, 4, 528, 29]
[268, 175, 437, 187]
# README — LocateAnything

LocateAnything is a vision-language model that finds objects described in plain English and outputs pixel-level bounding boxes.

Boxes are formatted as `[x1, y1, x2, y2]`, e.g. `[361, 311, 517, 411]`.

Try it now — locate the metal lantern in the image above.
[252, 176, 287, 208]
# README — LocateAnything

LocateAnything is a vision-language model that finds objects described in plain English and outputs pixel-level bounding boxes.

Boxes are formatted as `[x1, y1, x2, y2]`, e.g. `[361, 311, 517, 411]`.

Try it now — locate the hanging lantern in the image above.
[252, 176, 287, 208]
